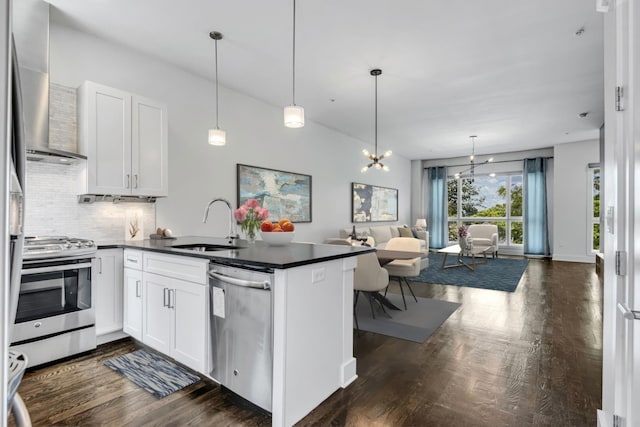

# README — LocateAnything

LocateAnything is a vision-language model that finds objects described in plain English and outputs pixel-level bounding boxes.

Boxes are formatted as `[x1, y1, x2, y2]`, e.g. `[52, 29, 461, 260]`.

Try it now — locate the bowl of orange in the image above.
[260, 219, 295, 246]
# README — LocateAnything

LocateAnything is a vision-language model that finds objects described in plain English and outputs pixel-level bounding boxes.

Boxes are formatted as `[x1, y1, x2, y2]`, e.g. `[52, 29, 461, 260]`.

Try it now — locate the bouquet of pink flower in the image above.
[457, 225, 468, 239]
[234, 199, 269, 241]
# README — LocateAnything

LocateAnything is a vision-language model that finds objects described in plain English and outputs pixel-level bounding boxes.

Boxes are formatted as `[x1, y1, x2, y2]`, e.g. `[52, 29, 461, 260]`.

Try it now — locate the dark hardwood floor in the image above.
[10, 258, 602, 426]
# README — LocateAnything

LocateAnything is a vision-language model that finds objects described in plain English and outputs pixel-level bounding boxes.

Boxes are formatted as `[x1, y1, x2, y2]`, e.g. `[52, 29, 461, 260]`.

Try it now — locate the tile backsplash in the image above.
[49, 83, 78, 153]
[24, 161, 156, 243]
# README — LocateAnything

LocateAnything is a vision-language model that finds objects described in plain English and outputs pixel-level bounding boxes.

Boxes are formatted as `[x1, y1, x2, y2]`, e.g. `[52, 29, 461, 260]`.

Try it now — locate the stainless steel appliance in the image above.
[3, 8, 30, 423]
[209, 264, 273, 412]
[11, 237, 98, 367]
[13, 0, 85, 163]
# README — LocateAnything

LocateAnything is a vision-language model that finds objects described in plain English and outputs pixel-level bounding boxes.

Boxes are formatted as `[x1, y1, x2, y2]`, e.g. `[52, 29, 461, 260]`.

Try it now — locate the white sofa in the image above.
[467, 224, 499, 258]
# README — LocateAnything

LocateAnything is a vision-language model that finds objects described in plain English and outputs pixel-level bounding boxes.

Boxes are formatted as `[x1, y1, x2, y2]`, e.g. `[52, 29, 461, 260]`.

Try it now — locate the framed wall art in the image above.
[237, 164, 312, 223]
[352, 182, 398, 223]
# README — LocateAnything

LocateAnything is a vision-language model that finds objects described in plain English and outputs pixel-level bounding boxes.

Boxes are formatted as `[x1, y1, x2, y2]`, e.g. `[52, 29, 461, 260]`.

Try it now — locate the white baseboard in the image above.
[97, 330, 128, 346]
[552, 254, 596, 263]
[597, 409, 610, 427]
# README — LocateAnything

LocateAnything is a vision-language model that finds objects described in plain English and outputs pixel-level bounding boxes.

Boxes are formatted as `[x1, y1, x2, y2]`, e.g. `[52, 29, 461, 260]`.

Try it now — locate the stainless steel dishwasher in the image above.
[209, 263, 273, 412]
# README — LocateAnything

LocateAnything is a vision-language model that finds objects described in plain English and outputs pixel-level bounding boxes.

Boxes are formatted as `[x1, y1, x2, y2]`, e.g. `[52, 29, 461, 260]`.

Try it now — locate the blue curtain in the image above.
[523, 158, 550, 255]
[427, 166, 448, 249]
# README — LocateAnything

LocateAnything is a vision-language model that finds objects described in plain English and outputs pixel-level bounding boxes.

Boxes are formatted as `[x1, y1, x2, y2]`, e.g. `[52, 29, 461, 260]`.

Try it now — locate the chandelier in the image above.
[361, 68, 392, 172]
[454, 135, 494, 182]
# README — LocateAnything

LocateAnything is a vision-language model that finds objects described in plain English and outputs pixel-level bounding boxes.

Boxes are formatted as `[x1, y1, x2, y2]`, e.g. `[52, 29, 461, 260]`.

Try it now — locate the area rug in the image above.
[104, 348, 200, 398]
[413, 253, 528, 292]
[355, 293, 460, 343]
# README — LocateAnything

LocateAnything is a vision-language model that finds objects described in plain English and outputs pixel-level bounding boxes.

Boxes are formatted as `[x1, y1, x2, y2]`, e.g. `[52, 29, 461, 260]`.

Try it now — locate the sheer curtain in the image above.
[426, 166, 447, 249]
[523, 158, 550, 255]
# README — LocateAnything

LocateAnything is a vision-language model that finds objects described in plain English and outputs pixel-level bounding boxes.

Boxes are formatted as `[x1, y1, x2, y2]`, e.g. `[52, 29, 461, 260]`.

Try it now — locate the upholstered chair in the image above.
[353, 252, 390, 330]
[382, 237, 421, 309]
[467, 224, 499, 257]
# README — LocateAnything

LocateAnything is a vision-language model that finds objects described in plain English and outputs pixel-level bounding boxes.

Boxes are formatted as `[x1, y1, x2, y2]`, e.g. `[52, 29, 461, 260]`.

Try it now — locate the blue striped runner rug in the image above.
[105, 348, 200, 398]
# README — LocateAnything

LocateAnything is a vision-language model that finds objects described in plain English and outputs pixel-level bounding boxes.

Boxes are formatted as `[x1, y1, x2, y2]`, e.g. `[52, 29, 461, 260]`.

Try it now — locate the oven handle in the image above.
[21, 262, 92, 275]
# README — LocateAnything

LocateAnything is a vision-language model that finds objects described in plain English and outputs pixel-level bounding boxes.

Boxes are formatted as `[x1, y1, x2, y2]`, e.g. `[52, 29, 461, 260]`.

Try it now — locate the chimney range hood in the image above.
[14, 0, 86, 164]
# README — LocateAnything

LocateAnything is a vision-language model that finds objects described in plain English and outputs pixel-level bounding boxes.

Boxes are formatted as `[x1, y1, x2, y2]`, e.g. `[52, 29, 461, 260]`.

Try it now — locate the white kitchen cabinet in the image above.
[140, 252, 208, 373]
[123, 250, 143, 341]
[94, 249, 124, 342]
[142, 271, 207, 371]
[141, 271, 172, 353]
[78, 81, 168, 197]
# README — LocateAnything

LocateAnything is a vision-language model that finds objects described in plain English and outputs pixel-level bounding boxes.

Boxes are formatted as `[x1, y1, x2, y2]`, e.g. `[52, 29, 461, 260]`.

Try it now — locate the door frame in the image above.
[599, 0, 639, 426]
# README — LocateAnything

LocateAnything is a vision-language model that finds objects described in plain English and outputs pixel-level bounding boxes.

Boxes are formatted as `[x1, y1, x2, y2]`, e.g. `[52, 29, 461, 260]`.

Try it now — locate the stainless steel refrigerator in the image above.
[2, 0, 30, 423]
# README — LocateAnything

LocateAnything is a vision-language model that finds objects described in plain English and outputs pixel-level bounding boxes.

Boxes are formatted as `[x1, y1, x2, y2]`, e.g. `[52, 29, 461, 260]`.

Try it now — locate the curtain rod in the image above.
[423, 156, 554, 170]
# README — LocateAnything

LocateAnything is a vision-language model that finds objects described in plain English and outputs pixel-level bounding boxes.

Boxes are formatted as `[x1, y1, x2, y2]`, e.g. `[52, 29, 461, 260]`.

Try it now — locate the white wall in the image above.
[48, 24, 412, 244]
[552, 139, 599, 263]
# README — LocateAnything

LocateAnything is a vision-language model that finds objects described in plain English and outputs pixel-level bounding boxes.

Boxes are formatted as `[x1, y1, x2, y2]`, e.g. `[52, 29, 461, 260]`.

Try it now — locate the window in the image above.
[447, 173, 523, 247]
[590, 167, 600, 252]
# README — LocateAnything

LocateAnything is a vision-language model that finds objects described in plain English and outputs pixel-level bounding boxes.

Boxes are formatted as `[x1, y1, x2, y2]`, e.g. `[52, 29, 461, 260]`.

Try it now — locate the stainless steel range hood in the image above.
[14, 0, 86, 164]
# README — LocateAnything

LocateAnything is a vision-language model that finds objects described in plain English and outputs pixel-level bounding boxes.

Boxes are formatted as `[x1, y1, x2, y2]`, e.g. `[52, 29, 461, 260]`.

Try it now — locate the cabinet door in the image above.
[171, 279, 207, 372]
[94, 249, 124, 336]
[131, 96, 168, 197]
[142, 272, 172, 354]
[123, 267, 143, 340]
[80, 81, 132, 195]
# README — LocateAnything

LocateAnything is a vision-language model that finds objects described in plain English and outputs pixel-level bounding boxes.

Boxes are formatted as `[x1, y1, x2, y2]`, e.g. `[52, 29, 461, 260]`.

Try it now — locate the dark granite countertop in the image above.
[98, 235, 373, 269]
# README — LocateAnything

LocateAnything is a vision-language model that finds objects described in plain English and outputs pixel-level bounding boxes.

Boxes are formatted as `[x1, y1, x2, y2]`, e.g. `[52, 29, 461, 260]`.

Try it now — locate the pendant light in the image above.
[208, 31, 226, 146]
[284, 0, 304, 128]
[361, 68, 392, 172]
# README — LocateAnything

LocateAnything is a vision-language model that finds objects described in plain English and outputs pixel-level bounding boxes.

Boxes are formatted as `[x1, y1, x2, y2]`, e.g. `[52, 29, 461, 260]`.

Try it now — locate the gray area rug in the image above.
[355, 293, 460, 343]
[104, 348, 200, 398]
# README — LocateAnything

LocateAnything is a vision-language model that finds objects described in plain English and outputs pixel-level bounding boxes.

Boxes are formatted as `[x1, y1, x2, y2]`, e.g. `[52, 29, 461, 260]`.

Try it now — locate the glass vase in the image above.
[458, 237, 467, 253]
[245, 228, 257, 244]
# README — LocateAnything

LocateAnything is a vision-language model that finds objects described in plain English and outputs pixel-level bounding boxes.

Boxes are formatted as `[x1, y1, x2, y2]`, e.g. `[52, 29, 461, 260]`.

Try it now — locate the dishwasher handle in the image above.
[209, 270, 271, 290]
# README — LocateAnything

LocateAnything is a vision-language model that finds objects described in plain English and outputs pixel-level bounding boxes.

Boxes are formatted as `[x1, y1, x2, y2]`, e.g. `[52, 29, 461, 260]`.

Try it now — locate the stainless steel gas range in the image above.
[10, 236, 98, 367]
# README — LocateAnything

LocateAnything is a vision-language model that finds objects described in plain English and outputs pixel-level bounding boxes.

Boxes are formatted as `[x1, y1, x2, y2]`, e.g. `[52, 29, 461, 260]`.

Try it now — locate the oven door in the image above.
[12, 257, 95, 344]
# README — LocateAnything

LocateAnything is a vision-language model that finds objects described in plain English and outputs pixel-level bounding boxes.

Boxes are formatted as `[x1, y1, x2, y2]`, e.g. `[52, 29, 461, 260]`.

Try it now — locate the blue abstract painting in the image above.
[237, 164, 312, 222]
[352, 182, 398, 222]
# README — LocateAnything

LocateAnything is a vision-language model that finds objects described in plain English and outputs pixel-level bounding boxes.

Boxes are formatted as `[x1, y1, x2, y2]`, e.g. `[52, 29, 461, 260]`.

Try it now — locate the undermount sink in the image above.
[170, 243, 237, 252]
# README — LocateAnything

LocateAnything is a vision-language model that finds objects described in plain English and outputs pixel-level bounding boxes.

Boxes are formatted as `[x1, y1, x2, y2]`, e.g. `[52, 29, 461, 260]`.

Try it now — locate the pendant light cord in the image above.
[374, 73, 378, 157]
[215, 37, 219, 128]
[292, 0, 297, 106]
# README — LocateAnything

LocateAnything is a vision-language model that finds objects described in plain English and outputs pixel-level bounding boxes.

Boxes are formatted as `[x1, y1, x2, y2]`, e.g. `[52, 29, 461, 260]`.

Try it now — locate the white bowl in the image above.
[260, 231, 295, 246]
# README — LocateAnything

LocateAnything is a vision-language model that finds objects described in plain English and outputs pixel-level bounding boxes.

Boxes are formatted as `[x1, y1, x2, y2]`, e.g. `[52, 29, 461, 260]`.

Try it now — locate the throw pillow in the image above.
[398, 227, 413, 238]
[410, 227, 419, 238]
[370, 226, 393, 245]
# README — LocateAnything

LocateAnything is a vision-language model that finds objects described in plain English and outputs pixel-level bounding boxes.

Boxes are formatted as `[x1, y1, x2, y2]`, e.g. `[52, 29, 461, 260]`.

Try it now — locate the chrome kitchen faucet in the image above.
[203, 197, 240, 243]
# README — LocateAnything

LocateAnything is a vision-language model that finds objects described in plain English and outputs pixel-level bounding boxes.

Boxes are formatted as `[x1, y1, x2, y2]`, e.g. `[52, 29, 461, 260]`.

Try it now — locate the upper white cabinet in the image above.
[77, 81, 168, 197]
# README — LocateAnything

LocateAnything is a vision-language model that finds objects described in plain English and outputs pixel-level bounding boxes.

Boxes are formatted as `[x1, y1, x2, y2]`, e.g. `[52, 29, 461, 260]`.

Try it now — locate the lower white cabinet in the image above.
[94, 249, 125, 343]
[123, 266, 143, 341]
[121, 250, 208, 373]
[142, 271, 207, 371]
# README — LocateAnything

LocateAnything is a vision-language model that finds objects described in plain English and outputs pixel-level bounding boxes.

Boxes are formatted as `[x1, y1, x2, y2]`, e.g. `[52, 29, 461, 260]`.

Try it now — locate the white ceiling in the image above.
[46, 0, 604, 160]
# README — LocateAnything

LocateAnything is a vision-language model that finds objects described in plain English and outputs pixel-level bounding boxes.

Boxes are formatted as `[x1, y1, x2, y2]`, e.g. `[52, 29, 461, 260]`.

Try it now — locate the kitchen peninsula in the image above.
[100, 237, 372, 427]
